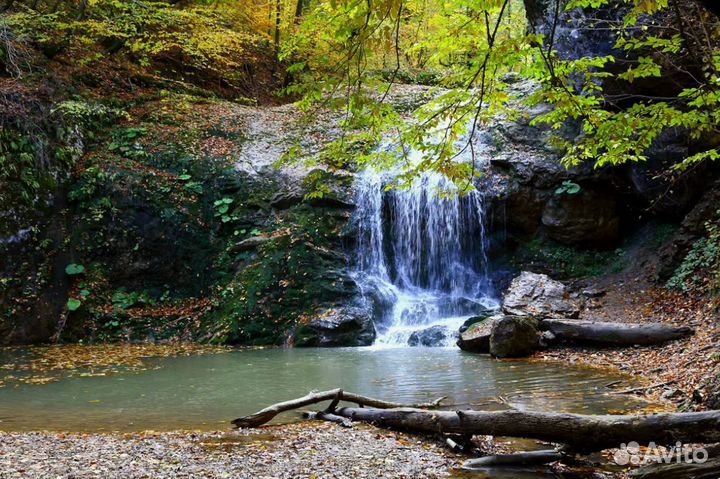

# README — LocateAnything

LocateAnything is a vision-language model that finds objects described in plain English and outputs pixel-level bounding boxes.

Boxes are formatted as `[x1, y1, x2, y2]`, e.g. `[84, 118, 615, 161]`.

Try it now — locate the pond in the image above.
[0, 346, 645, 432]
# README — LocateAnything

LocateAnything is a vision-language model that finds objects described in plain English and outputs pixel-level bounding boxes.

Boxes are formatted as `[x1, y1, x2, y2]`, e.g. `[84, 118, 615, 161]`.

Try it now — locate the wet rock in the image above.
[294, 307, 376, 347]
[489, 316, 540, 358]
[541, 190, 620, 246]
[408, 325, 454, 347]
[502, 271, 580, 318]
[458, 309, 498, 334]
[457, 315, 502, 353]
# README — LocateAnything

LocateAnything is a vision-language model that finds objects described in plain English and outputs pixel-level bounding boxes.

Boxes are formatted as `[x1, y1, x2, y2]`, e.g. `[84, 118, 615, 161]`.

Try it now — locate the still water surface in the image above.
[0, 347, 643, 432]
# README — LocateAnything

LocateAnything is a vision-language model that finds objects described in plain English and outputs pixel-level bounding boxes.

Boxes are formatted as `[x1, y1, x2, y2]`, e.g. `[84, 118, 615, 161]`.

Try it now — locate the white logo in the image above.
[614, 441, 708, 466]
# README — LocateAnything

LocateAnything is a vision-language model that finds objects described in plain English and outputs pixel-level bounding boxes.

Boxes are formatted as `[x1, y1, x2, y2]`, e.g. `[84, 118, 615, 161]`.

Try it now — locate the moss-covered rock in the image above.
[293, 306, 375, 347]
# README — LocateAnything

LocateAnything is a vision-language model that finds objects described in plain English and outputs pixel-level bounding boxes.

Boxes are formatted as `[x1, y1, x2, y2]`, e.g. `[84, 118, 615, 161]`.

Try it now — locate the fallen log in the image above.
[332, 407, 720, 452]
[231, 389, 446, 427]
[541, 319, 694, 347]
[233, 390, 720, 452]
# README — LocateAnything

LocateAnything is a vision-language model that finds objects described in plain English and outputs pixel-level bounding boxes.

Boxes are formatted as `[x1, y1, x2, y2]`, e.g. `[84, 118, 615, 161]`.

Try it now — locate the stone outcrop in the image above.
[294, 307, 376, 347]
[541, 191, 620, 246]
[502, 271, 580, 318]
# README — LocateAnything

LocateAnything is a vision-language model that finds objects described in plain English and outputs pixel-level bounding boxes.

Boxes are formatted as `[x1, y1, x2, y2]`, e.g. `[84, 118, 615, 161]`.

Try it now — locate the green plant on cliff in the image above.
[668, 211, 720, 295]
[516, 238, 626, 278]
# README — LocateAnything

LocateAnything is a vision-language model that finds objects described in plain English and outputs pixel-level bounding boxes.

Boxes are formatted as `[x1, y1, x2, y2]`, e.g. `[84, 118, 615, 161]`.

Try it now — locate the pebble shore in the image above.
[0, 422, 459, 478]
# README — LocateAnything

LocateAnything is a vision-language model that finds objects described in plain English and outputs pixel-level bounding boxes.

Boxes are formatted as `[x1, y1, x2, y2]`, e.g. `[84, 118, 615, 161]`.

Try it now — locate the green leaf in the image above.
[65, 263, 85, 275]
[67, 298, 82, 311]
[566, 183, 581, 194]
[178, 174, 192, 181]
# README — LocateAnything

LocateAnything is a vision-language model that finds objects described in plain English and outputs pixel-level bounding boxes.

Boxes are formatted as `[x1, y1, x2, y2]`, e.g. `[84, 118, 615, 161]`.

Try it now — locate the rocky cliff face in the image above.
[480, 75, 717, 281]
[0, 94, 362, 345]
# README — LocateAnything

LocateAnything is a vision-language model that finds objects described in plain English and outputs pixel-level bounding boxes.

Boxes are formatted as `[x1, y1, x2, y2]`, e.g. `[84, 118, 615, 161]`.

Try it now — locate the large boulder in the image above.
[457, 315, 502, 353]
[502, 271, 580, 318]
[294, 307, 376, 347]
[408, 325, 454, 347]
[489, 315, 540, 358]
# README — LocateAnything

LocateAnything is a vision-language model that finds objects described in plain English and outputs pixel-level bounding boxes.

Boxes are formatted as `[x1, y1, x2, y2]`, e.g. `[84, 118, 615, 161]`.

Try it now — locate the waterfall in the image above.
[352, 168, 499, 347]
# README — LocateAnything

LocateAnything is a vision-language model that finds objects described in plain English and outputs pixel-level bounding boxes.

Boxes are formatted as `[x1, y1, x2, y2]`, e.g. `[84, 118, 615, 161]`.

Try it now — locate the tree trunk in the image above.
[332, 407, 720, 452]
[541, 319, 694, 346]
[273, 0, 282, 62]
[294, 0, 304, 23]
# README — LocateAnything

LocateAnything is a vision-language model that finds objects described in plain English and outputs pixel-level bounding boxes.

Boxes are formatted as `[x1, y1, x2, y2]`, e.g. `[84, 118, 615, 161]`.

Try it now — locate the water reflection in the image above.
[0, 347, 644, 432]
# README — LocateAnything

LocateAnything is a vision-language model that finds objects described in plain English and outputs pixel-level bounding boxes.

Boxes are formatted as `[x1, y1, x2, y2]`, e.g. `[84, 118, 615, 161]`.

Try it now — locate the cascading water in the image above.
[352, 167, 499, 347]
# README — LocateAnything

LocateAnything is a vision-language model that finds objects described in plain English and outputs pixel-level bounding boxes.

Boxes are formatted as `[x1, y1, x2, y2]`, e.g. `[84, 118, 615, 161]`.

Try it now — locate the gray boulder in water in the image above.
[489, 315, 540, 358]
[502, 271, 580, 318]
[294, 307, 376, 347]
[408, 325, 454, 347]
[457, 315, 502, 353]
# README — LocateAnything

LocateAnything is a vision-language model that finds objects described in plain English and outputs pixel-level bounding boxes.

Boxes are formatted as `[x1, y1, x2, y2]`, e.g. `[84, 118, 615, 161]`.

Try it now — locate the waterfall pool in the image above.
[0, 346, 646, 432]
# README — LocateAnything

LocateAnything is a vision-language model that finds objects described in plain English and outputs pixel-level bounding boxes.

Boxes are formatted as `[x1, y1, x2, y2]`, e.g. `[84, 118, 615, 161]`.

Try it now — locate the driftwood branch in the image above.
[463, 450, 564, 469]
[232, 389, 446, 427]
[303, 411, 353, 428]
[611, 380, 676, 395]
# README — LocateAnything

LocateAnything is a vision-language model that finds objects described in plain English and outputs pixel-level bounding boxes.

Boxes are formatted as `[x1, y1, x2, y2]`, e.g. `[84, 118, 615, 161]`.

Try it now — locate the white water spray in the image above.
[352, 167, 499, 346]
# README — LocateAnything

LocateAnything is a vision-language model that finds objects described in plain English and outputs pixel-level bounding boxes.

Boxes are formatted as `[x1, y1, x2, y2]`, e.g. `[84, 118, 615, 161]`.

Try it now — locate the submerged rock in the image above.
[502, 271, 580, 318]
[294, 307, 376, 347]
[407, 325, 454, 347]
[489, 316, 540, 358]
[457, 315, 502, 353]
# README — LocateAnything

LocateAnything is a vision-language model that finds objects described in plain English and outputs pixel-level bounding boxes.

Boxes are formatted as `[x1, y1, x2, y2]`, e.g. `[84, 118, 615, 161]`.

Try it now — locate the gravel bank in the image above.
[0, 423, 459, 478]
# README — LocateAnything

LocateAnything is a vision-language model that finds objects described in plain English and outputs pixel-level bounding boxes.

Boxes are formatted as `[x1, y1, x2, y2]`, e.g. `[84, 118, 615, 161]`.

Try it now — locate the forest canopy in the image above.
[1, 0, 719, 186]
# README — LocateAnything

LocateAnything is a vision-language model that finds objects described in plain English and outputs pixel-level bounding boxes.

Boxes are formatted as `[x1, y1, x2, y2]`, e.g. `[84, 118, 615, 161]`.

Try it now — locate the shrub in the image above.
[668, 211, 720, 296]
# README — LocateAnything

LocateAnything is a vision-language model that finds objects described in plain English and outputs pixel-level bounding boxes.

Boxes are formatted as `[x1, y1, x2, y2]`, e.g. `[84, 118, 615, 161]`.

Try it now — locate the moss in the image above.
[203, 203, 354, 345]
[513, 237, 626, 279]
